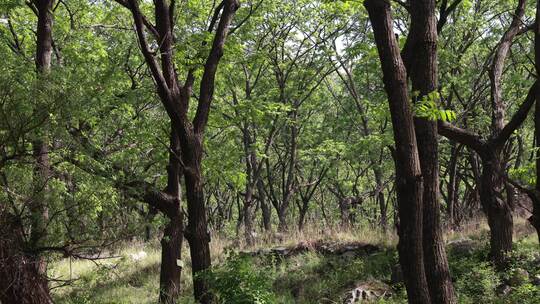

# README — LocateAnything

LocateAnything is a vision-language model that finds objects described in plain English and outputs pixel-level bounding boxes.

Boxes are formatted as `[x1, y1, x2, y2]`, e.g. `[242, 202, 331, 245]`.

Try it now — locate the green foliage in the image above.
[455, 260, 499, 303]
[509, 163, 536, 186]
[502, 283, 540, 304]
[273, 250, 396, 303]
[413, 91, 456, 122]
[200, 253, 276, 304]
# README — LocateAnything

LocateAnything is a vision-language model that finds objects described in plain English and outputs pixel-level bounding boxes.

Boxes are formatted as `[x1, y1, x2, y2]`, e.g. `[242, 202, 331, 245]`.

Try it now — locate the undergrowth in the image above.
[50, 224, 540, 303]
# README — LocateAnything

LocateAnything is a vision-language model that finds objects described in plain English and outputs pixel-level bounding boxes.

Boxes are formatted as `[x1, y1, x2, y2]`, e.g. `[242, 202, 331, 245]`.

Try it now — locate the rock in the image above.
[532, 255, 540, 266]
[447, 238, 477, 256]
[340, 250, 357, 260]
[334, 243, 381, 255]
[240, 240, 381, 260]
[256, 248, 272, 255]
[531, 274, 540, 286]
[390, 264, 403, 284]
[343, 281, 392, 303]
[509, 268, 529, 286]
[496, 284, 512, 296]
[271, 247, 289, 256]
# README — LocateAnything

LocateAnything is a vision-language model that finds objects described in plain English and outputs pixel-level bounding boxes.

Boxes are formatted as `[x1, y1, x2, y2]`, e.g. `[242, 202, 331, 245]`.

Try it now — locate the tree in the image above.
[363, 0, 431, 301]
[0, 0, 56, 302]
[438, 0, 535, 267]
[405, 0, 456, 302]
[114, 0, 239, 302]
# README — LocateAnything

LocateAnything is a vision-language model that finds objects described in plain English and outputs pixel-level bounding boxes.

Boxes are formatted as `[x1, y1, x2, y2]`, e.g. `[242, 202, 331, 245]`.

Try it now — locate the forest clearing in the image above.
[3, 0, 540, 303]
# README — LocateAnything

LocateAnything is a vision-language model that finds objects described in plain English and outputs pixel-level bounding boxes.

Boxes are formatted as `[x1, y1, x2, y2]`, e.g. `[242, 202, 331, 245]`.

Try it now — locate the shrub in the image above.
[451, 257, 499, 303]
[200, 253, 276, 304]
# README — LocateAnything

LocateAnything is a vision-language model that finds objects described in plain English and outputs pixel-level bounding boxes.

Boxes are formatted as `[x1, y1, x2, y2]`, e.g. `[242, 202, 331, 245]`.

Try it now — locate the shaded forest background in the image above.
[2, 0, 540, 303]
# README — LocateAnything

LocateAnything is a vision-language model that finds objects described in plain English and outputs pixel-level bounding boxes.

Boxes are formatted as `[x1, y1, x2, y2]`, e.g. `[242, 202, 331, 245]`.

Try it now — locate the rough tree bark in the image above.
[364, 0, 431, 302]
[406, 0, 457, 302]
[258, 178, 272, 231]
[439, 0, 531, 267]
[439, 81, 537, 266]
[374, 167, 387, 232]
[242, 127, 257, 245]
[0, 1, 57, 302]
[158, 127, 183, 304]
[117, 0, 239, 302]
[0, 212, 53, 304]
[532, 0, 540, 244]
[447, 143, 463, 228]
[30, 0, 55, 278]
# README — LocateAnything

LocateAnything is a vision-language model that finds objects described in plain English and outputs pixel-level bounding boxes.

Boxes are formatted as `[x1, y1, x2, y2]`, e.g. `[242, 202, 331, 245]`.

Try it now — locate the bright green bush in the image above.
[200, 253, 276, 304]
[452, 258, 499, 303]
[502, 283, 540, 304]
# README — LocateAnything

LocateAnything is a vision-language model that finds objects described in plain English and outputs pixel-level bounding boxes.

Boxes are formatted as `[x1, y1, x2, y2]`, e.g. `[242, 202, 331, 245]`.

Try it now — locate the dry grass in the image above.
[50, 218, 538, 303]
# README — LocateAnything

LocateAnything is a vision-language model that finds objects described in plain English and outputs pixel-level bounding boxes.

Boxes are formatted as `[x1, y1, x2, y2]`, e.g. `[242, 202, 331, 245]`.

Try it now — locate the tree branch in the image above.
[114, 0, 159, 38]
[193, 0, 239, 134]
[438, 121, 486, 153]
[493, 81, 538, 147]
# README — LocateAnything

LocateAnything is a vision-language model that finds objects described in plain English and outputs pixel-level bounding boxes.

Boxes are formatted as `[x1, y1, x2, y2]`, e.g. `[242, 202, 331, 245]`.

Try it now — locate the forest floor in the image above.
[50, 219, 540, 304]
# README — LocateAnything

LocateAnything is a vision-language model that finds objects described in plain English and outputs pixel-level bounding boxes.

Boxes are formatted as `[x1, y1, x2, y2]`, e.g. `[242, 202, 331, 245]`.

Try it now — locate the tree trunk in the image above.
[243, 189, 255, 246]
[339, 197, 351, 228]
[277, 207, 288, 232]
[481, 153, 513, 267]
[374, 168, 387, 232]
[184, 154, 212, 304]
[35, 0, 54, 72]
[25, 0, 55, 297]
[530, 0, 540, 246]
[416, 120, 456, 303]
[258, 179, 272, 232]
[447, 143, 461, 228]
[407, 1, 456, 302]
[242, 127, 256, 246]
[158, 128, 183, 304]
[30, 139, 50, 276]
[364, 1, 431, 301]
[119, 1, 239, 302]
[0, 213, 52, 304]
[297, 199, 309, 231]
[159, 214, 183, 304]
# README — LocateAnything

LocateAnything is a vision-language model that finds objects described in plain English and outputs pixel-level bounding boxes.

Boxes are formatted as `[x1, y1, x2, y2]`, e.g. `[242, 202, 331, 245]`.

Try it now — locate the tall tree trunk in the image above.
[30, 139, 50, 275]
[532, 1, 540, 244]
[0, 213, 53, 304]
[258, 179, 272, 232]
[35, 0, 54, 72]
[484, 0, 526, 267]
[407, 1, 456, 302]
[364, 1, 431, 302]
[278, 109, 298, 233]
[159, 214, 183, 304]
[243, 188, 255, 246]
[374, 167, 387, 232]
[158, 128, 183, 304]
[184, 175, 212, 304]
[438, 0, 531, 269]
[183, 140, 212, 304]
[481, 152, 514, 267]
[242, 126, 256, 246]
[297, 199, 309, 231]
[26, 0, 55, 300]
[447, 143, 461, 228]
[277, 207, 288, 232]
[118, 0, 239, 301]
